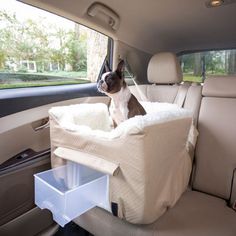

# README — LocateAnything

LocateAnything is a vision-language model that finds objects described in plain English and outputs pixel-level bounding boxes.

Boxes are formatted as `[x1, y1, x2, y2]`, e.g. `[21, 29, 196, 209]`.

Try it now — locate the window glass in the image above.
[123, 62, 135, 85]
[0, 0, 109, 89]
[179, 49, 236, 83]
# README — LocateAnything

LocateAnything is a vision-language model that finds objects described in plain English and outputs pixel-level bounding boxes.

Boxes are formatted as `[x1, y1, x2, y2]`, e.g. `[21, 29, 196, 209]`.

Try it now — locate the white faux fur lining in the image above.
[49, 102, 192, 140]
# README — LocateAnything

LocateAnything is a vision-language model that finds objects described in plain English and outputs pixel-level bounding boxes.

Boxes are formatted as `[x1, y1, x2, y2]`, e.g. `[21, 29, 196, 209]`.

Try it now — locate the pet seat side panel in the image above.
[140, 117, 192, 223]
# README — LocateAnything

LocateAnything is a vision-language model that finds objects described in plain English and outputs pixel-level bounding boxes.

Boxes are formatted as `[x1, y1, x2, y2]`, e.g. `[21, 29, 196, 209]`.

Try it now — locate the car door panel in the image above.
[0, 96, 109, 162]
[0, 153, 50, 226]
[0, 88, 109, 235]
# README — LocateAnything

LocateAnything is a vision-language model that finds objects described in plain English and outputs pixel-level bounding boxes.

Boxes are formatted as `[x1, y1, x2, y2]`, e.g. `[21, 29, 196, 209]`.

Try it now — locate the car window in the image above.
[124, 65, 135, 85]
[0, 0, 109, 89]
[179, 49, 236, 83]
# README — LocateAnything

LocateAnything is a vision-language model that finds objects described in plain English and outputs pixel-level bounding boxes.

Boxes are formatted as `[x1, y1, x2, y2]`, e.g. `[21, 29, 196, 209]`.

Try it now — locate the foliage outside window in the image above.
[179, 49, 236, 83]
[0, 0, 108, 89]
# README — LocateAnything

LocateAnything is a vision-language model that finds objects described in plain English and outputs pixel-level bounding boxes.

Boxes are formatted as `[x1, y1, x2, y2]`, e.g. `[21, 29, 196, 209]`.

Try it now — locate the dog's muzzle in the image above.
[97, 80, 108, 93]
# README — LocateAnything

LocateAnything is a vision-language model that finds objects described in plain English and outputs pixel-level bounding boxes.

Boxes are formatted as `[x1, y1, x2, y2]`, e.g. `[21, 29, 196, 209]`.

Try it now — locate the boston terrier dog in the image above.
[97, 60, 146, 127]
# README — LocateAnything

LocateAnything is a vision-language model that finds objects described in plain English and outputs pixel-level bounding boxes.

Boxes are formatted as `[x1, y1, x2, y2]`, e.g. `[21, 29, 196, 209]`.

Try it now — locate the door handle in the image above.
[33, 118, 49, 131]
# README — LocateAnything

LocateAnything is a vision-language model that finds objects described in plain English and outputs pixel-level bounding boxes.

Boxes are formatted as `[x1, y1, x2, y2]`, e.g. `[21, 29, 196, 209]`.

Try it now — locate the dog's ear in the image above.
[116, 60, 125, 78]
[104, 61, 111, 72]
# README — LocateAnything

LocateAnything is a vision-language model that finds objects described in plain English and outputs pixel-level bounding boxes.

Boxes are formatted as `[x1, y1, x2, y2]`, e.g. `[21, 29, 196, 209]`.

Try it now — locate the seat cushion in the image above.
[74, 190, 236, 236]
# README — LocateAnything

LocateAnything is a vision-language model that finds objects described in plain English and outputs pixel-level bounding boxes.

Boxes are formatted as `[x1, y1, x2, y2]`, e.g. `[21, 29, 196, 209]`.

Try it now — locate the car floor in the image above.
[54, 222, 93, 236]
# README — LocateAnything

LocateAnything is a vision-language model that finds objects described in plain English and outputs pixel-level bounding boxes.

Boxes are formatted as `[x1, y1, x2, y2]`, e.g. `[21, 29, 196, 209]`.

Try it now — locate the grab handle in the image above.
[87, 3, 120, 30]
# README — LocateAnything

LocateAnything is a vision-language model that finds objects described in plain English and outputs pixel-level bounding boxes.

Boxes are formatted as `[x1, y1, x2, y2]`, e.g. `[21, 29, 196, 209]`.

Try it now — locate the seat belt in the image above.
[174, 82, 190, 108]
[124, 58, 189, 108]
[131, 77, 149, 102]
[230, 169, 236, 211]
[124, 59, 149, 101]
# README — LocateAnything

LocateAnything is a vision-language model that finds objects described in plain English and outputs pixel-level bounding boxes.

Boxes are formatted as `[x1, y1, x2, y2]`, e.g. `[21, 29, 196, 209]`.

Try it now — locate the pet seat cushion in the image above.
[49, 102, 194, 224]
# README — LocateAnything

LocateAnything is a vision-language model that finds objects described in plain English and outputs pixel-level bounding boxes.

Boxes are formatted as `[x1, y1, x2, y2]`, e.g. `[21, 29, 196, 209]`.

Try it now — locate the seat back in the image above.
[193, 76, 236, 200]
[129, 52, 202, 123]
[129, 52, 182, 103]
[183, 83, 202, 125]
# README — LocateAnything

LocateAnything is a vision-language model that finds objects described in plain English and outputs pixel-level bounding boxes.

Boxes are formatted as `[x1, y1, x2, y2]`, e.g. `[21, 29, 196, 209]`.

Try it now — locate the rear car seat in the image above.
[129, 52, 183, 103]
[74, 76, 236, 236]
[129, 52, 202, 123]
[193, 76, 236, 205]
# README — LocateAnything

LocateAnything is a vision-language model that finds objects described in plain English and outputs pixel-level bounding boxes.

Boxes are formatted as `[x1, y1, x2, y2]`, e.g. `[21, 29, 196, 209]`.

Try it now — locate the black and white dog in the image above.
[97, 60, 146, 127]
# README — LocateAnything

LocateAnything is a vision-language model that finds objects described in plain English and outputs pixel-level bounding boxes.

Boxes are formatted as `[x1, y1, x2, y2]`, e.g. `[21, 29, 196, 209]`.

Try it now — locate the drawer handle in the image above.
[54, 147, 120, 176]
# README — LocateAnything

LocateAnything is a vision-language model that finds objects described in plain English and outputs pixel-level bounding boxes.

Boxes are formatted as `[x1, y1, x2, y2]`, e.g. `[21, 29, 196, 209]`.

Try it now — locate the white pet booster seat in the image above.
[34, 102, 195, 226]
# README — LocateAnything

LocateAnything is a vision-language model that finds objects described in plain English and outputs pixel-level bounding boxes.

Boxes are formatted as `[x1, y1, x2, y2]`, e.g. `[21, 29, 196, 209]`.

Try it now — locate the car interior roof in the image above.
[20, 0, 236, 54]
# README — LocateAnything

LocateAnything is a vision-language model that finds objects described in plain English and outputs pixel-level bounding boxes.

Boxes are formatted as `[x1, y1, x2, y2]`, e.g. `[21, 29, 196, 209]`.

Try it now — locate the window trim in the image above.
[97, 37, 114, 82]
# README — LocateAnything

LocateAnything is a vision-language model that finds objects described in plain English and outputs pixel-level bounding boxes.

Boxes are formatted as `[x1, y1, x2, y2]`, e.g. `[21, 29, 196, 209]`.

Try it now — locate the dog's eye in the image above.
[106, 76, 113, 82]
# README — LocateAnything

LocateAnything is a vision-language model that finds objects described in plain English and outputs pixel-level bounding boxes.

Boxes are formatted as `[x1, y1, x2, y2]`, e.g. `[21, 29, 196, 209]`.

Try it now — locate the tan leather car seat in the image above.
[129, 52, 202, 123]
[74, 76, 236, 236]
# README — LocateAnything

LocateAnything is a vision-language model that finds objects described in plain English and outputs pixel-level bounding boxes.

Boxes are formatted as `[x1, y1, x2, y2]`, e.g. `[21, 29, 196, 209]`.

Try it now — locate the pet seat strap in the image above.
[54, 147, 120, 176]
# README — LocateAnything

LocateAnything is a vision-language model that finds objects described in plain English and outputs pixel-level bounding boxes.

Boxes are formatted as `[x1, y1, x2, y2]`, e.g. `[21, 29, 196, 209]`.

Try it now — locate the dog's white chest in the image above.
[109, 101, 129, 125]
[109, 87, 131, 125]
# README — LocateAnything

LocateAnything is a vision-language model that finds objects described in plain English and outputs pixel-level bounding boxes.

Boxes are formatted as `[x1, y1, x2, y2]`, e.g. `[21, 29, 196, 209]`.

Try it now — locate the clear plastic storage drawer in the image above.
[34, 161, 109, 227]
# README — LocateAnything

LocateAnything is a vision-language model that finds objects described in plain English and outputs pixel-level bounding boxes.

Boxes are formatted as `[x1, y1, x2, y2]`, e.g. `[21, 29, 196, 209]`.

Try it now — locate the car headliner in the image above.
[20, 0, 236, 54]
